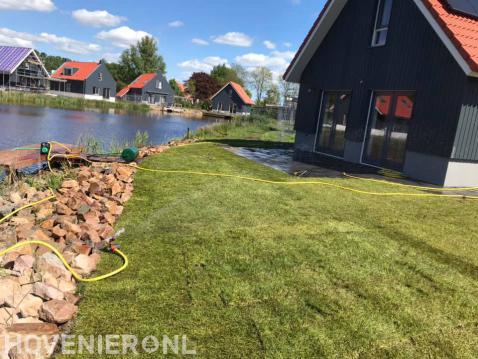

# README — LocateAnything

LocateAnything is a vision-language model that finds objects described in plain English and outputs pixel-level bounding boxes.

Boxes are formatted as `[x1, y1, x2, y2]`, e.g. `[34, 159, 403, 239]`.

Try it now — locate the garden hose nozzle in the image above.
[40, 142, 51, 155]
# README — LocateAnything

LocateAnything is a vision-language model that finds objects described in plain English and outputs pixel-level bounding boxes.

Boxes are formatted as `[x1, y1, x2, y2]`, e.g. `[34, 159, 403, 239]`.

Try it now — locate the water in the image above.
[0, 104, 216, 150]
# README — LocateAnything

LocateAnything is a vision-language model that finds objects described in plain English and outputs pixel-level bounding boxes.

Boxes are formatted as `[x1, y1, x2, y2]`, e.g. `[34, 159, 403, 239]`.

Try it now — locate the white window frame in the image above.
[371, 0, 393, 47]
[98, 72, 103, 81]
[156, 80, 162, 89]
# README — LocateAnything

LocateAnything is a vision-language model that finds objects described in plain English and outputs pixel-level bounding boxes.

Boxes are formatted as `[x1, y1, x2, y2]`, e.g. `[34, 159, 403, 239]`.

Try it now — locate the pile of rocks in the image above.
[0, 162, 136, 357]
[138, 139, 196, 159]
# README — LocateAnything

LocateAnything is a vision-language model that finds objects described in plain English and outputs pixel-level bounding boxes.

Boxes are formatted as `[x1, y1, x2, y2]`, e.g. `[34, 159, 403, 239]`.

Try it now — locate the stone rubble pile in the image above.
[0, 162, 136, 358]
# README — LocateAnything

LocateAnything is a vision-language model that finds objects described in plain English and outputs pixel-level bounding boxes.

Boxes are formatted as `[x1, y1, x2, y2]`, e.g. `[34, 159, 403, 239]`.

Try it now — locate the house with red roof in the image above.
[116, 72, 174, 106]
[210, 81, 254, 114]
[284, 0, 478, 187]
[50, 60, 116, 102]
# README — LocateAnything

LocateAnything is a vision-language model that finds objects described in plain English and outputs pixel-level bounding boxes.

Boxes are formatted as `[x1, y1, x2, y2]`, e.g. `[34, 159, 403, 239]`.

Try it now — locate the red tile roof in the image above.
[284, 0, 478, 80]
[423, 0, 478, 72]
[211, 81, 254, 105]
[230, 82, 254, 105]
[176, 81, 186, 93]
[116, 73, 157, 98]
[52, 61, 100, 81]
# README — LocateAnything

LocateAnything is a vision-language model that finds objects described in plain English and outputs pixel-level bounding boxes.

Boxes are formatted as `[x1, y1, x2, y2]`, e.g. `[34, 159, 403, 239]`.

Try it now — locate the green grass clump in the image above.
[194, 115, 295, 146]
[67, 143, 478, 358]
[0, 91, 150, 113]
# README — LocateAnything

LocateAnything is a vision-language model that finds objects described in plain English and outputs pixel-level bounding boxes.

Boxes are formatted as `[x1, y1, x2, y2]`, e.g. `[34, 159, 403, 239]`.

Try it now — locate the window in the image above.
[65, 83, 71, 92]
[315, 91, 351, 157]
[372, 0, 393, 47]
[63, 68, 73, 76]
[363, 92, 415, 170]
[92, 87, 99, 95]
[98, 72, 103, 81]
[156, 80, 162, 89]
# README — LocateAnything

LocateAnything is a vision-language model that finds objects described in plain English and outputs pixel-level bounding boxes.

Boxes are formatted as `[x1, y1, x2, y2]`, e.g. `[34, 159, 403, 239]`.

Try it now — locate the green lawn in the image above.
[68, 142, 478, 358]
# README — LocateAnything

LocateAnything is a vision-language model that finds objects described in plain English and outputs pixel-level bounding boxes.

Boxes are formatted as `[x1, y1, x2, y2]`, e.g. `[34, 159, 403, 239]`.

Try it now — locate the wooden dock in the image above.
[202, 111, 233, 120]
[0, 143, 81, 175]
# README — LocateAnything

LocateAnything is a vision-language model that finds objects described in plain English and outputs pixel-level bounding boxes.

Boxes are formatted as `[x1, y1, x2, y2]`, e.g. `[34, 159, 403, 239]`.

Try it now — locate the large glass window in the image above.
[363, 92, 415, 170]
[315, 91, 351, 157]
[372, 0, 394, 47]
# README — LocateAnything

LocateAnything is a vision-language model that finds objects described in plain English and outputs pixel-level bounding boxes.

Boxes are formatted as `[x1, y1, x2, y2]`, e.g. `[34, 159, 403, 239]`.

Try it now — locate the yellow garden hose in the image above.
[0, 189, 56, 226]
[2, 140, 477, 286]
[128, 164, 478, 200]
[0, 240, 128, 283]
[343, 172, 478, 192]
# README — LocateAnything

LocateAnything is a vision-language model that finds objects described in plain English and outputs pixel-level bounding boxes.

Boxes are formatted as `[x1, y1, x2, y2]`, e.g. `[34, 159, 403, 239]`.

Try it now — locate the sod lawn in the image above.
[66, 140, 478, 358]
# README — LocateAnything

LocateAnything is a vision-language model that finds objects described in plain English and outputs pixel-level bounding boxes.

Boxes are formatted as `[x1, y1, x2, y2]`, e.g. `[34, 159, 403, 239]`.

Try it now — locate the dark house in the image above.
[285, 0, 478, 187]
[0, 46, 50, 91]
[210, 81, 254, 114]
[116, 72, 174, 106]
[50, 61, 116, 102]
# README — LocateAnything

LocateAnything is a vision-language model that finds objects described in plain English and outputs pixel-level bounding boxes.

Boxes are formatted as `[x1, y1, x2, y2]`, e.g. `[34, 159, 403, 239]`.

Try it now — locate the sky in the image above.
[0, 0, 326, 82]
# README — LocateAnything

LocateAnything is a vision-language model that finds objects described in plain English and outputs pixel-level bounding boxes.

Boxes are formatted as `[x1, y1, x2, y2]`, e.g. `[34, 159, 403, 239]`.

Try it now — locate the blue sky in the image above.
[0, 0, 326, 81]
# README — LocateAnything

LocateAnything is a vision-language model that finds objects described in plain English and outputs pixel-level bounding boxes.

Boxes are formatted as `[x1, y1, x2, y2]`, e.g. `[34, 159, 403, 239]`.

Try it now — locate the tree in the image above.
[188, 72, 220, 101]
[249, 67, 273, 103]
[105, 62, 128, 90]
[117, 36, 166, 84]
[38, 52, 70, 73]
[210, 64, 243, 87]
[264, 84, 280, 105]
[231, 64, 249, 86]
[279, 77, 299, 105]
[169, 79, 182, 96]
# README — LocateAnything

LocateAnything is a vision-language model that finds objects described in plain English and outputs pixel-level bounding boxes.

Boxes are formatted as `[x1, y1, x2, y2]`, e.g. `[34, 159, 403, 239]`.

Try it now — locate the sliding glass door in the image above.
[363, 92, 415, 170]
[315, 91, 351, 157]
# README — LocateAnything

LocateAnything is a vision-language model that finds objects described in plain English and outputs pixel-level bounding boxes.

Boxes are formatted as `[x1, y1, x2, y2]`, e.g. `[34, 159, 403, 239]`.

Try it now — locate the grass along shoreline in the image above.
[192, 115, 295, 147]
[67, 141, 478, 358]
[0, 91, 150, 113]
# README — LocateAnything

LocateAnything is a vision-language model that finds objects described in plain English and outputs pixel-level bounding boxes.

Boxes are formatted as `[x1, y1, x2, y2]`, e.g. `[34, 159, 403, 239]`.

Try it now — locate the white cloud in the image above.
[178, 56, 228, 79]
[263, 40, 276, 50]
[168, 20, 184, 28]
[97, 26, 152, 48]
[284, 42, 292, 48]
[213, 32, 253, 47]
[72, 9, 125, 28]
[0, 0, 55, 12]
[0, 27, 101, 54]
[235, 53, 288, 69]
[192, 38, 209, 46]
[235, 51, 296, 82]
[39, 32, 101, 54]
[101, 52, 121, 63]
[0, 28, 34, 47]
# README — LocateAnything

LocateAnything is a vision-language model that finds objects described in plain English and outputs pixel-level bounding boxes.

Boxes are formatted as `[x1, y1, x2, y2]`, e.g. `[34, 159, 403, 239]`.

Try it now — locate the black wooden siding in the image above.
[453, 77, 478, 160]
[85, 62, 117, 97]
[211, 84, 251, 113]
[124, 72, 174, 105]
[295, 0, 468, 158]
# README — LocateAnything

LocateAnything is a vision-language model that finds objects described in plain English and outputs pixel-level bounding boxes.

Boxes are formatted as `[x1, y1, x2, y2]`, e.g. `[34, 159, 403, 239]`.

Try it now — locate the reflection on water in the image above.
[0, 104, 215, 150]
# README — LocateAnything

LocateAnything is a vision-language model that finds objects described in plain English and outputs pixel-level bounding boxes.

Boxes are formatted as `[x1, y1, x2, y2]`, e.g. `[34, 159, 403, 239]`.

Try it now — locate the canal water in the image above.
[0, 104, 216, 150]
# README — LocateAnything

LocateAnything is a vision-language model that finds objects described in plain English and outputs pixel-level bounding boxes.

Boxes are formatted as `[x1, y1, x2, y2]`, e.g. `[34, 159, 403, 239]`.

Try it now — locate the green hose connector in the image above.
[121, 147, 139, 162]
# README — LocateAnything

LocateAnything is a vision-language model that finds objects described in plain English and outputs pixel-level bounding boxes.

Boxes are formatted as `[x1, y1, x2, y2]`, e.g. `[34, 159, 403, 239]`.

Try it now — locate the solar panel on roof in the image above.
[447, 0, 478, 19]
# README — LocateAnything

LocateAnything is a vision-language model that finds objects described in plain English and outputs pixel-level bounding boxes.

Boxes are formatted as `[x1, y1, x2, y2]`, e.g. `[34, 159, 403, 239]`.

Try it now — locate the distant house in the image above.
[116, 72, 174, 106]
[0, 46, 50, 91]
[284, 0, 478, 187]
[176, 80, 186, 94]
[50, 61, 116, 102]
[210, 82, 254, 114]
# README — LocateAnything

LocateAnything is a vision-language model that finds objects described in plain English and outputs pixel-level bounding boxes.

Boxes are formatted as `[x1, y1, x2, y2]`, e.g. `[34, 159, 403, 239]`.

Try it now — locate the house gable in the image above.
[294, 0, 467, 159]
[285, 0, 478, 82]
[85, 62, 117, 97]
